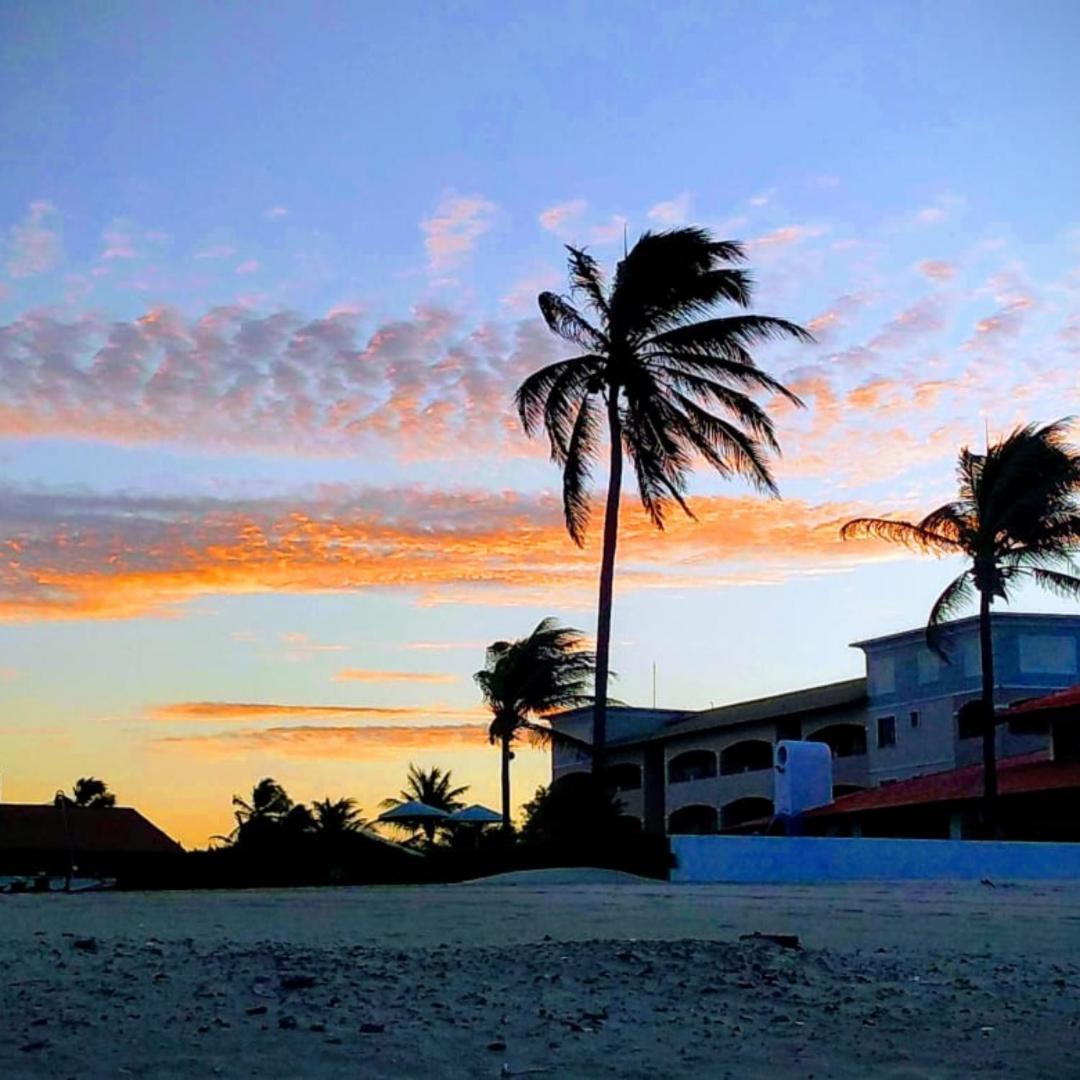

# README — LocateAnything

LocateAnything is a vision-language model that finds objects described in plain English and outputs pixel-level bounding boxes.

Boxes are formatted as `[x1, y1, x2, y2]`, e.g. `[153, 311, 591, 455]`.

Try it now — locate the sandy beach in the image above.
[3, 879, 1080, 1078]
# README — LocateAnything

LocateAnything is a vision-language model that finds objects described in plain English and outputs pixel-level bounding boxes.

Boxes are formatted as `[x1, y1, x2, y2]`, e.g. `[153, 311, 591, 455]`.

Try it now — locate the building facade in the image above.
[548, 613, 1080, 835]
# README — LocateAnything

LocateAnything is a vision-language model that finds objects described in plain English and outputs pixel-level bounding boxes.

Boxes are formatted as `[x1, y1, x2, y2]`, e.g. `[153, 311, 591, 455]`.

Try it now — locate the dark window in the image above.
[776, 717, 801, 743]
[877, 716, 896, 749]
[956, 699, 987, 740]
[668, 750, 717, 784]
[668, 804, 718, 834]
[910, 711, 920, 729]
[807, 724, 868, 758]
[719, 740, 773, 775]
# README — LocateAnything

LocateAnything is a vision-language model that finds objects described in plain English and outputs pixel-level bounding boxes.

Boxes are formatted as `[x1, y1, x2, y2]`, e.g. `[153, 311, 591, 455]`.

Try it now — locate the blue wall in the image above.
[671, 835, 1080, 883]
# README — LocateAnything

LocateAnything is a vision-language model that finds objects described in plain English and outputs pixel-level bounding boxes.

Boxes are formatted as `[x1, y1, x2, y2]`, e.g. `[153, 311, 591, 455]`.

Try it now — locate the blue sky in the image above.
[1, 1, 1078, 844]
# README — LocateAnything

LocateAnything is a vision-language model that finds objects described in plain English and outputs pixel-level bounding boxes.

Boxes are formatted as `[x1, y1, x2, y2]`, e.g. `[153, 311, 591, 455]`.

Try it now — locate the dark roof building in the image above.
[0, 803, 182, 875]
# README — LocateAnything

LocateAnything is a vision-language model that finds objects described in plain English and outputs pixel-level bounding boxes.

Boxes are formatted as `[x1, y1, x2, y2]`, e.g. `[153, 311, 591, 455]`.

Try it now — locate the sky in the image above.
[1, 1, 1079, 848]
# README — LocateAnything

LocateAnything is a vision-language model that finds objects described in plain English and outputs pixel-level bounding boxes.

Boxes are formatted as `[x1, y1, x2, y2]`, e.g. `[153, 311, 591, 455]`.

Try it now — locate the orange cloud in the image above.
[147, 701, 485, 723]
[334, 668, 458, 684]
[0, 486, 900, 623]
[159, 723, 492, 760]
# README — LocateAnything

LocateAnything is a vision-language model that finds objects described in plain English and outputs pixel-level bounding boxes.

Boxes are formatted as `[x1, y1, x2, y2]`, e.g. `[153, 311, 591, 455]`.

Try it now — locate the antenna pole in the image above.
[652, 662, 657, 709]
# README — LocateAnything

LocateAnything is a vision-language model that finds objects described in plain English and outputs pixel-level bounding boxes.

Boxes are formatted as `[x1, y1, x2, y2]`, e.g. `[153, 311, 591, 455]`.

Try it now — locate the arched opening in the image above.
[720, 740, 774, 775]
[668, 804, 718, 834]
[604, 762, 642, 792]
[807, 723, 867, 758]
[832, 784, 866, 799]
[668, 749, 717, 784]
[721, 796, 774, 830]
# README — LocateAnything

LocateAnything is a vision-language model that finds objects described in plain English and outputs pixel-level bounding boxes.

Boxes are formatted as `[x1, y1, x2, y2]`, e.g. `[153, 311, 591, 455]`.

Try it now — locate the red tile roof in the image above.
[1008, 684, 1080, 716]
[807, 751, 1080, 817]
[0, 804, 182, 855]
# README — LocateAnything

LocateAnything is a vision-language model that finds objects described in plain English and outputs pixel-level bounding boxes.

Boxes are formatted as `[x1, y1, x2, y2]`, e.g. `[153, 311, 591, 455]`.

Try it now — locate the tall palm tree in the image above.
[380, 764, 469, 843]
[474, 618, 597, 830]
[841, 420, 1080, 829]
[311, 797, 365, 836]
[71, 777, 116, 809]
[516, 228, 808, 772]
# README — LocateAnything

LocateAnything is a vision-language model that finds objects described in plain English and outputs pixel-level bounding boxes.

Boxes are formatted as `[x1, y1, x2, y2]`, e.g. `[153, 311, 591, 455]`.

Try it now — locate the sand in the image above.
[3, 879, 1080, 1077]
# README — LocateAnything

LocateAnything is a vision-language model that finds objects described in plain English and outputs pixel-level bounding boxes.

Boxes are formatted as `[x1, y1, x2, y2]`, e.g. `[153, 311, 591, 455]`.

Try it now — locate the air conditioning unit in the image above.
[774, 740, 833, 817]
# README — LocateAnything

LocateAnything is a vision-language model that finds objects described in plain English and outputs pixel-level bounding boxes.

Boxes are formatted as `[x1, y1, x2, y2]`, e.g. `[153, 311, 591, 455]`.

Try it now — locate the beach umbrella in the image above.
[377, 800, 450, 825]
[448, 804, 503, 825]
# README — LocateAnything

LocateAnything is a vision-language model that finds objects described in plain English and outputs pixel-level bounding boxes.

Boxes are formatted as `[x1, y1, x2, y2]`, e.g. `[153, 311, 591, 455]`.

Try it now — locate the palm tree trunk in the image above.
[500, 733, 512, 832]
[978, 589, 999, 836]
[593, 389, 623, 781]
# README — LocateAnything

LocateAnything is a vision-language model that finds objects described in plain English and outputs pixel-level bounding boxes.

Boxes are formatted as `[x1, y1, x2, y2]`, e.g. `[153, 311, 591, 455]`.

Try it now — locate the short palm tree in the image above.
[475, 618, 597, 830]
[232, 777, 293, 825]
[516, 228, 808, 771]
[71, 777, 115, 809]
[311, 797, 365, 836]
[842, 420, 1080, 827]
[380, 764, 469, 843]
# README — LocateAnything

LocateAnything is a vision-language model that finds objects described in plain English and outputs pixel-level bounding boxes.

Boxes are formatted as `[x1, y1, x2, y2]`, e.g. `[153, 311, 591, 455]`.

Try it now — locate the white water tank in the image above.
[774, 740, 833, 817]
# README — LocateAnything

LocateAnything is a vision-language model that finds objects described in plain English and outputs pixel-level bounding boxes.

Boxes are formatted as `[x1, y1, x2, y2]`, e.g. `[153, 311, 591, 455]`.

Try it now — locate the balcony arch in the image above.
[720, 739, 774, 776]
[604, 762, 642, 793]
[720, 796, 774, 830]
[668, 804, 718, 835]
[806, 723, 867, 759]
[668, 749, 717, 784]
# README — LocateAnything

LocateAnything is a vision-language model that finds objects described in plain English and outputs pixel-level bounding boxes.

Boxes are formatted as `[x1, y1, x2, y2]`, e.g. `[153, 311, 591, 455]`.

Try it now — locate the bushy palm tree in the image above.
[516, 228, 808, 771]
[380, 764, 469, 843]
[842, 420, 1080, 827]
[71, 777, 115, 809]
[311, 797, 365, 836]
[232, 777, 292, 825]
[475, 618, 597, 830]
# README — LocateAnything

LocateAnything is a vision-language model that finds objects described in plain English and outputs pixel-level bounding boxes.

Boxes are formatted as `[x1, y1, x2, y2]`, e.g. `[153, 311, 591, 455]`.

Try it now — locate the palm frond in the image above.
[644, 314, 813, 356]
[537, 292, 607, 352]
[562, 391, 603, 546]
[1027, 567, 1080, 601]
[926, 571, 976, 660]
[514, 355, 599, 439]
[840, 516, 961, 552]
[565, 246, 609, 318]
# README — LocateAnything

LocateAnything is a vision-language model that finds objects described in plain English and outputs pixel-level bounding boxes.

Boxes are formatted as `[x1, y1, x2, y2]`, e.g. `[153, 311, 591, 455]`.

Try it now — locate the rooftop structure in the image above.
[549, 612, 1080, 836]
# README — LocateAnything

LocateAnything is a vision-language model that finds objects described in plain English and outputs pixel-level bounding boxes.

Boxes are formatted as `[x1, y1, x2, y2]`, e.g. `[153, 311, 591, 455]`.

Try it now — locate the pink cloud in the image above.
[235, 259, 260, 275]
[916, 259, 956, 282]
[647, 193, 692, 225]
[747, 224, 827, 249]
[421, 194, 497, 273]
[589, 215, 629, 245]
[264, 207, 289, 220]
[538, 199, 586, 233]
[6, 201, 64, 277]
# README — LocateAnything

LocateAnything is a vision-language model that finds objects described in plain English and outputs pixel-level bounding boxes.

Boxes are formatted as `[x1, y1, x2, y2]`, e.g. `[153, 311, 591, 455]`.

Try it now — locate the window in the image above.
[877, 716, 896, 749]
[668, 749, 717, 784]
[956, 699, 987, 740]
[1019, 634, 1078, 676]
[909, 710, 920, 729]
[870, 655, 895, 695]
[917, 650, 941, 685]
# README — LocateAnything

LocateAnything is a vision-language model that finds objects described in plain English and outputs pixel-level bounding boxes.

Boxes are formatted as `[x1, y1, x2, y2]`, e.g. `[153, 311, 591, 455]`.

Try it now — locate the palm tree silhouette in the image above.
[842, 420, 1080, 830]
[311, 797, 365, 836]
[516, 228, 808, 773]
[380, 764, 469, 843]
[232, 777, 293, 825]
[71, 777, 116, 809]
[475, 618, 597, 830]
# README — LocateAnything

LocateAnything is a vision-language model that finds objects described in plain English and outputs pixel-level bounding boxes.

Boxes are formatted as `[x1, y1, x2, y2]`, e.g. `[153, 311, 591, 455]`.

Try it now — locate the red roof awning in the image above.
[807, 751, 1080, 817]
[1008, 684, 1080, 717]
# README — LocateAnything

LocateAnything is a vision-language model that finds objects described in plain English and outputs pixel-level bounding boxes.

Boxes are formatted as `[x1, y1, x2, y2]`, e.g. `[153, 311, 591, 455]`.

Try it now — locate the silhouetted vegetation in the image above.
[69, 777, 116, 809]
[517, 228, 809, 778]
[521, 774, 632, 845]
[842, 420, 1080, 831]
[475, 618, 597, 830]
[380, 764, 468, 843]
